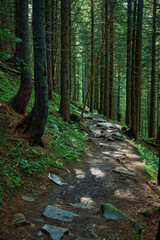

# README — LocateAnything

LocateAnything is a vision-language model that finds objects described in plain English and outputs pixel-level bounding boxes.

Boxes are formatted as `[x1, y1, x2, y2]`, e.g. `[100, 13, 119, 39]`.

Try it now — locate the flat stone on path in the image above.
[43, 205, 78, 222]
[70, 202, 94, 209]
[97, 122, 121, 129]
[100, 203, 130, 220]
[41, 224, 68, 240]
[13, 213, 26, 226]
[48, 173, 68, 186]
[22, 196, 35, 202]
[113, 169, 136, 177]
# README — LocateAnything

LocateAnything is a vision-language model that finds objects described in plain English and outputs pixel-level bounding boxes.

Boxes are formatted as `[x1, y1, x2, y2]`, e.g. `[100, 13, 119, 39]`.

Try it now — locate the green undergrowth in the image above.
[0, 70, 87, 201]
[136, 143, 159, 180]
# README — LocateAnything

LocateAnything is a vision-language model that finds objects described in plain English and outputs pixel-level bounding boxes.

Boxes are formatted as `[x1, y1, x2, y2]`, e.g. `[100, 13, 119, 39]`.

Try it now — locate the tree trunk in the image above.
[135, 0, 143, 140]
[126, 0, 132, 126]
[14, 0, 20, 58]
[149, 0, 156, 138]
[15, 0, 48, 146]
[109, 1, 114, 119]
[28, 0, 48, 143]
[69, 0, 72, 99]
[8, 0, 32, 115]
[59, 0, 70, 121]
[117, 67, 121, 122]
[99, 6, 104, 114]
[46, 0, 53, 100]
[131, 0, 137, 136]
[104, 0, 109, 118]
[90, 0, 94, 113]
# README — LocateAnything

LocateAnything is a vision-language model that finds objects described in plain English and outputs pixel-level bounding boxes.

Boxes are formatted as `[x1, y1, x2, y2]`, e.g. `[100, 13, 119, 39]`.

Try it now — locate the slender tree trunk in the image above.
[14, 0, 20, 58]
[51, 0, 55, 92]
[131, 0, 137, 134]
[69, 0, 72, 99]
[59, 0, 70, 121]
[90, 0, 94, 113]
[126, 0, 132, 126]
[99, 5, 104, 114]
[135, 0, 143, 140]
[46, 0, 53, 100]
[149, 0, 156, 138]
[117, 66, 121, 121]
[104, 0, 109, 117]
[109, 2, 114, 119]
[8, 0, 32, 115]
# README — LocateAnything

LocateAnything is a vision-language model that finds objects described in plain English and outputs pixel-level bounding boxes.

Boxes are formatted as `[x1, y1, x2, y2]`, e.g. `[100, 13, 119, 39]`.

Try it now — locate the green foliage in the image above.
[0, 71, 18, 101]
[0, 140, 53, 194]
[0, 70, 87, 199]
[132, 228, 147, 240]
[0, 29, 21, 43]
[136, 143, 159, 179]
[47, 114, 86, 162]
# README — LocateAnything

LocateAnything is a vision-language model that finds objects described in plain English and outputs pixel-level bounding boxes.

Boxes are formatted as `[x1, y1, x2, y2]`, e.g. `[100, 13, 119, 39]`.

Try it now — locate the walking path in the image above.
[2, 116, 160, 239]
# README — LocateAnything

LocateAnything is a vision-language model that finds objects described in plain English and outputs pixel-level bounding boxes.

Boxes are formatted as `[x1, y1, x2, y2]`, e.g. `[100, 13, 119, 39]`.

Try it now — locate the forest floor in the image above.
[1, 115, 160, 240]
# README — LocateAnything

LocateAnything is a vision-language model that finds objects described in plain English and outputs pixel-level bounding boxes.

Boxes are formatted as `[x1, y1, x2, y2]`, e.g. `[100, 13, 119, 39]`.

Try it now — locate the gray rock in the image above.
[93, 118, 107, 123]
[42, 224, 68, 240]
[50, 124, 59, 131]
[97, 122, 121, 129]
[113, 169, 136, 176]
[111, 133, 126, 141]
[70, 203, 93, 209]
[43, 205, 78, 222]
[22, 195, 35, 202]
[13, 213, 26, 226]
[37, 231, 44, 237]
[48, 173, 68, 186]
[83, 114, 94, 119]
[100, 203, 129, 220]
[34, 218, 45, 223]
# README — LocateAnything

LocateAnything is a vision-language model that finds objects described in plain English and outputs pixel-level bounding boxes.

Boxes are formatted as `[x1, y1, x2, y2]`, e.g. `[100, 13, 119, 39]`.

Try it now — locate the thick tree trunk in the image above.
[8, 0, 32, 115]
[149, 0, 156, 138]
[28, 0, 48, 143]
[59, 0, 70, 121]
[104, 0, 109, 118]
[15, 0, 48, 146]
[46, 0, 53, 100]
[135, 0, 143, 140]
[126, 0, 132, 126]
[90, 0, 94, 113]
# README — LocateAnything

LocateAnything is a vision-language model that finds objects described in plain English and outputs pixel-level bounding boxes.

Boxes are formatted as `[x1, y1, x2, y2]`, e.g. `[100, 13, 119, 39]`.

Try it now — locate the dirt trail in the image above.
[1, 116, 160, 240]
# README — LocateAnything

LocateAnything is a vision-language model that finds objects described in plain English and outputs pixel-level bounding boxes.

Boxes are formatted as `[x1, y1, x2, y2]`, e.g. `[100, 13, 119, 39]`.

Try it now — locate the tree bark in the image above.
[90, 0, 94, 113]
[126, 0, 132, 126]
[8, 0, 32, 115]
[135, 0, 143, 140]
[45, 0, 53, 100]
[99, 4, 104, 114]
[104, 0, 109, 118]
[59, 0, 70, 121]
[149, 0, 156, 138]
[131, 0, 137, 136]
[109, 1, 114, 119]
